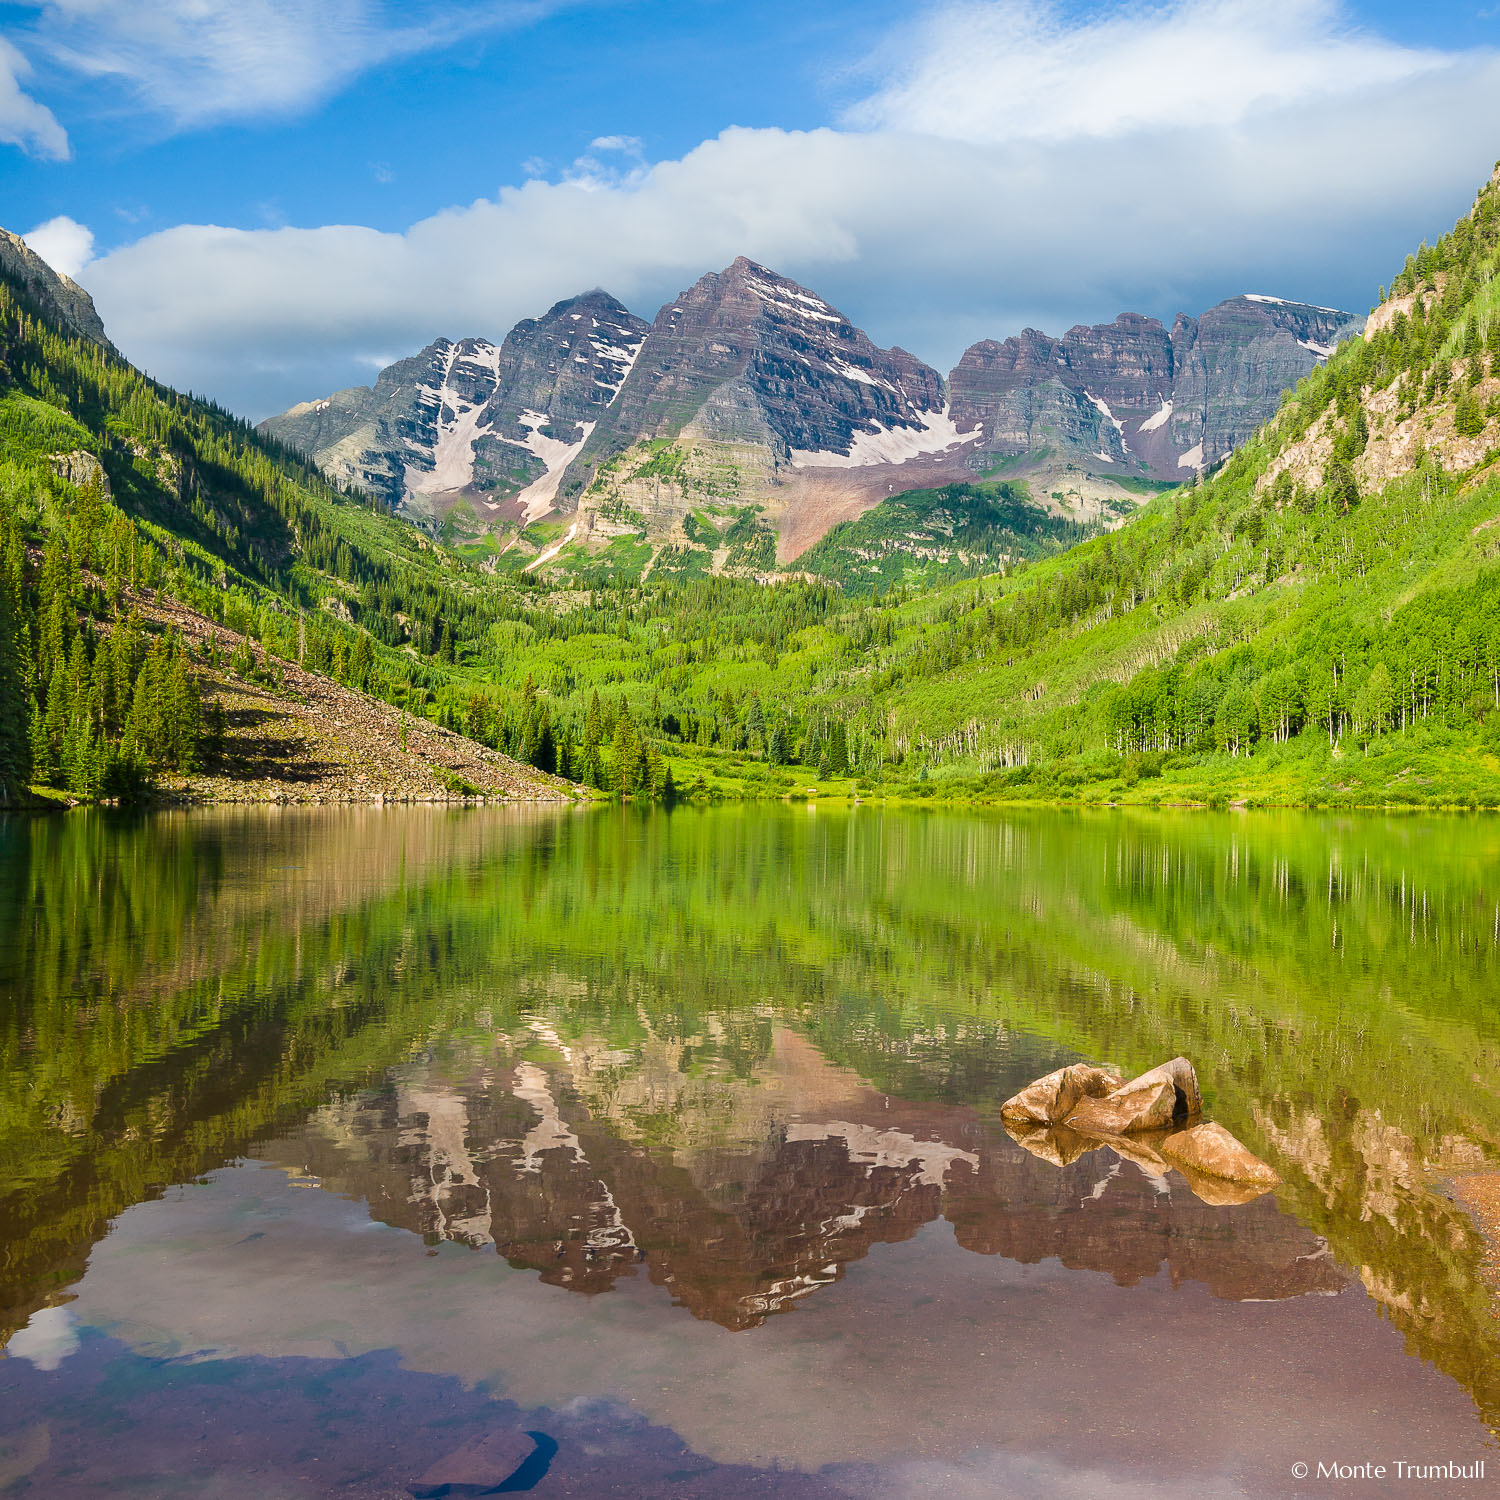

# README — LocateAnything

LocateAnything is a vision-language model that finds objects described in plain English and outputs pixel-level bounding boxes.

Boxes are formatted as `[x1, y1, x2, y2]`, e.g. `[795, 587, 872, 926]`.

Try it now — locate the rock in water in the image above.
[1003, 1120, 1103, 1167]
[1100, 1131, 1174, 1184]
[409, 1429, 540, 1497]
[1065, 1057, 1201, 1136]
[999, 1063, 1125, 1126]
[1159, 1122, 1281, 1192]
[1169, 1162, 1279, 1207]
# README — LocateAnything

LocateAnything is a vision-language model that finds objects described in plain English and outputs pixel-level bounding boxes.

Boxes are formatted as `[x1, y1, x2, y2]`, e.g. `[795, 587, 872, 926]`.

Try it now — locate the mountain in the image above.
[260, 290, 649, 539]
[949, 294, 1363, 489]
[762, 161, 1500, 807]
[264, 265, 1358, 578]
[0, 225, 571, 806]
[0, 229, 116, 354]
[553, 256, 994, 574]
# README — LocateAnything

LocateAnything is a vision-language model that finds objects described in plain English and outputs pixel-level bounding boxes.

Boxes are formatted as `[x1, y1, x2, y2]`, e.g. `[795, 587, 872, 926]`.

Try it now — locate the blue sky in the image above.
[3, 1, 1500, 418]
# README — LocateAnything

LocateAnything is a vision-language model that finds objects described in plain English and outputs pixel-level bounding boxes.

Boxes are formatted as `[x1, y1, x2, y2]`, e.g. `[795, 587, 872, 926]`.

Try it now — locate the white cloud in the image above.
[23, 213, 94, 278]
[847, 0, 1451, 143]
[15, 0, 564, 129]
[69, 2, 1500, 419]
[0, 35, 67, 157]
[562, 133, 648, 191]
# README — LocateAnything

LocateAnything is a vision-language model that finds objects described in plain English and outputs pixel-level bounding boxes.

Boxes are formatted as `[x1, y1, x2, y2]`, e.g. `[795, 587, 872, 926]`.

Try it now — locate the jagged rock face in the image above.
[0, 228, 116, 353]
[574, 257, 965, 482]
[950, 295, 1363, 482]
[259, 267, 1359, 562]
[258, 290, 648, 529]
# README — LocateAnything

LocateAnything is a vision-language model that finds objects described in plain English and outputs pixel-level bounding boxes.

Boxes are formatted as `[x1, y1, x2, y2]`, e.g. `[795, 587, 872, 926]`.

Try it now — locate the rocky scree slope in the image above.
[0, 223, 574, 806]
[137, 591, 573, 804]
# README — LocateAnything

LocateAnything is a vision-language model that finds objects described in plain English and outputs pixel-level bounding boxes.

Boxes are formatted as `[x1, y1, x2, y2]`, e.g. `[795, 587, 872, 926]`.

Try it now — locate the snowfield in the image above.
[1138, 397, 1173, 433]
[789, 406, 982, 469]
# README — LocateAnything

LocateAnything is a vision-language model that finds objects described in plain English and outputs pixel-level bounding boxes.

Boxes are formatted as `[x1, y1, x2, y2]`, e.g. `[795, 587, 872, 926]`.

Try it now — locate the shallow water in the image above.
[1, 805, 1497, 1497]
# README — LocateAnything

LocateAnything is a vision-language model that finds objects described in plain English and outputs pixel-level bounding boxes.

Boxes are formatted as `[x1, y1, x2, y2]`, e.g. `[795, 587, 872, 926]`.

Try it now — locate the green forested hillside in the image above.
[4, 165, 1500, 808]
[795, 480, 1095, 592]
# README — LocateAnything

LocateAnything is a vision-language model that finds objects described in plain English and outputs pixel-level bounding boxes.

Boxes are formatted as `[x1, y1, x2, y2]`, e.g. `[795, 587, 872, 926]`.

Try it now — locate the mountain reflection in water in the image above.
[264, 1024, 1345, 1328]
[1, 804, 1497, 1494]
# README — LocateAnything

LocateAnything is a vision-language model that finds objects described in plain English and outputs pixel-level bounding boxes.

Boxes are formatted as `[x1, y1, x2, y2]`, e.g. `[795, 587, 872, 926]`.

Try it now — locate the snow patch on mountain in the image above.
[832, 357, 897, 392]
[1087, 392, 1124, 434]
[404, 341, 504, 497]
[743, 272, 844, 325]
[509, 413, 596, 522]
[525, 520, 579, 573]
[1298, 337, 1338, 360]
[589, 330, 645, 399]
[1243, 293, 1342, 313]
[789, 406, 982, 469]
[1139, 397, 1174, 433]
[1178, 442, 1206, 470]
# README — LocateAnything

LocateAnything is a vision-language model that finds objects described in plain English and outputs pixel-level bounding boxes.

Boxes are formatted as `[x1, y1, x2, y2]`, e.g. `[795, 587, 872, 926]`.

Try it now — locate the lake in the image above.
[1, 805, 1498, 1497]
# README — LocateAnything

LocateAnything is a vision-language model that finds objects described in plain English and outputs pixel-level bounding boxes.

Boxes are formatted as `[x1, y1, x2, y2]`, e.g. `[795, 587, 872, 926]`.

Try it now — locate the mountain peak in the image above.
[260, 290, 648, 531]
[0, 227, 116, 354]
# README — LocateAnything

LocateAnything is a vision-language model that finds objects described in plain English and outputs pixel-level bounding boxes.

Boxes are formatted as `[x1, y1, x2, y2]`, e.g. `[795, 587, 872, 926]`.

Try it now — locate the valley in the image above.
[2, 168, 1500, 812]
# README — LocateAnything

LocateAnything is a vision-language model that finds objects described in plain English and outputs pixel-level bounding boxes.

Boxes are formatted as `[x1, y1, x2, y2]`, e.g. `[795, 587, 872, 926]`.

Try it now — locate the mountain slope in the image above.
[843, 164, 1500, 803]
[949, 295, 1362, 490]
[0, 228, 572, 805]
[571, 256, 958, 471]
[0, 230, 116, 354]
[548, 257, 989, 573]
[259, 291, 649, 539]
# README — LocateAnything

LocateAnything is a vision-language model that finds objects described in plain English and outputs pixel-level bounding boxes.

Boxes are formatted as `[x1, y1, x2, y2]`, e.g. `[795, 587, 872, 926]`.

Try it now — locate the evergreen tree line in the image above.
[0, 503, 212, 802]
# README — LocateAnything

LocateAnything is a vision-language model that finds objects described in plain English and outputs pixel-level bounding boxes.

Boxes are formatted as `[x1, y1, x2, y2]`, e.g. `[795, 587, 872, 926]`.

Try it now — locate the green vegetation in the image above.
[5, 168, 1500, 809]
[797, 480, 1095, 592]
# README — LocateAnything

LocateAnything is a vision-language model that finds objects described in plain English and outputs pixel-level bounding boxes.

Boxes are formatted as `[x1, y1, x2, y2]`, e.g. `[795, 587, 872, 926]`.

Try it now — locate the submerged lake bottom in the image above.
[1, 804, 1497, 1497]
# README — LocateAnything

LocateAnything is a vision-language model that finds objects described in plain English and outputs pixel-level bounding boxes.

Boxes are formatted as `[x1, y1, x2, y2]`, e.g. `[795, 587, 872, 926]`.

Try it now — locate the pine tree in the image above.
[348, 631, 374, 690]
[1455, 388, 1486, 438]
[0, 560, 30, 800]
[612, 700, 641, 796]
[533, 705, 556, 775]
[642, 739, 662, 801]
[582, 690, 604, 787]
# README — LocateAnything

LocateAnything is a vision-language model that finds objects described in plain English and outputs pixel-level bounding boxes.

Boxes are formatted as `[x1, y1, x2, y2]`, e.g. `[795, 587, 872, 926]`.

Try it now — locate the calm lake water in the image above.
[1, 805, 1498, 1498]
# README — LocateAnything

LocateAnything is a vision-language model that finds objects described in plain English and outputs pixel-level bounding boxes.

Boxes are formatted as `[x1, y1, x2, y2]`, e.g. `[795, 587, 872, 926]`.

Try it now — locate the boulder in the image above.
[49, 449, 110, 498]
[1159, 1122, 1281, 1191]
[999, 1063, 1124, 1126]
[409, 1429, 542, 1498]
[1065, 1056, 1201, 1136]
[1004, 1121, 1102, 1167]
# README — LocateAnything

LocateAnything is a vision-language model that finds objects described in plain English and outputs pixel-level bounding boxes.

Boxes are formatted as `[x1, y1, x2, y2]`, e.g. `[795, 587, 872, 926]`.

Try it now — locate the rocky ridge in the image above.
[261, 261, 1360, 571]
[0, 229, 116, 354]
[950, 295, 1364, 485]
[260, 291, 648, 538]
